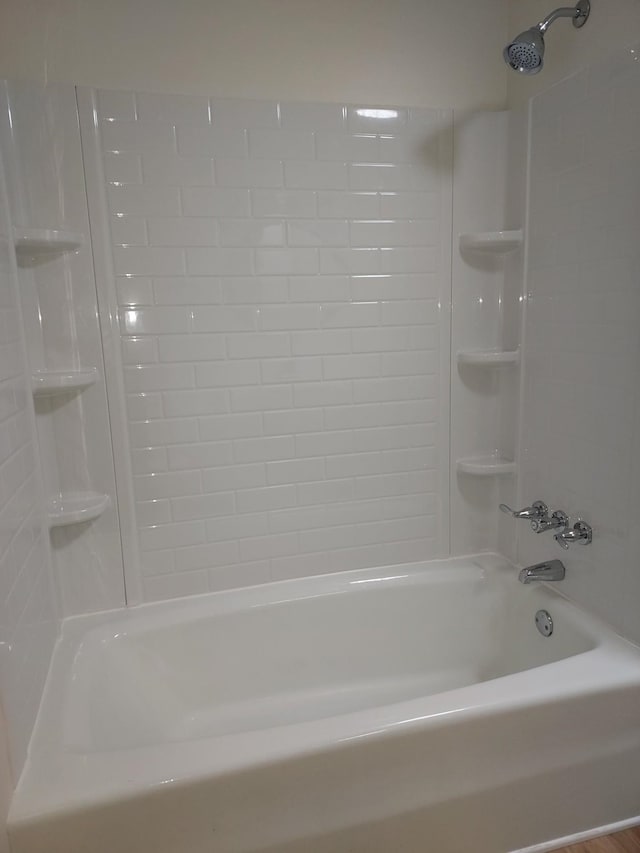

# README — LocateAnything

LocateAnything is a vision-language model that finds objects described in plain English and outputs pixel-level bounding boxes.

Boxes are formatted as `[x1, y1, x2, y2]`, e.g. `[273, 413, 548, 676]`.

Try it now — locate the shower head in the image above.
[504, 27, 546, 74]
[503, 0, 590, 75]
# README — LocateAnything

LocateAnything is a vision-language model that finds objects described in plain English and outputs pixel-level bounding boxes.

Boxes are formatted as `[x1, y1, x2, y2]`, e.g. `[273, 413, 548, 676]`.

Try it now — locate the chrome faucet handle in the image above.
[554, 520, 593, 549]
[531, 509, 568, 534]
[499, 500, 548, 520]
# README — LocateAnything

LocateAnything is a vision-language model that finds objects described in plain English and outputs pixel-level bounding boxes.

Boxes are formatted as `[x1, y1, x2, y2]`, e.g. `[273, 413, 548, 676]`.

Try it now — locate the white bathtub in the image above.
[9, 554, 640, 853]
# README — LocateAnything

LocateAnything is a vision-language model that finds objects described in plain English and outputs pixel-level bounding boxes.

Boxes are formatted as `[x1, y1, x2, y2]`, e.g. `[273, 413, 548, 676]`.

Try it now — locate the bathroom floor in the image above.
[554, 827, 640, 852]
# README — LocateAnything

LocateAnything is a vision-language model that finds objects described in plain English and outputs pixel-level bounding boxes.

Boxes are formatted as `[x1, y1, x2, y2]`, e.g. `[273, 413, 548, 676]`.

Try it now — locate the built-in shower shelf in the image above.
[14, 228, 84, 265]
[48, 491, 110, 528]
[456, 455, 516, 476]
[32, 368, 98, 397]
[457, 349, 520, 367]
[459, 230, 523, 254]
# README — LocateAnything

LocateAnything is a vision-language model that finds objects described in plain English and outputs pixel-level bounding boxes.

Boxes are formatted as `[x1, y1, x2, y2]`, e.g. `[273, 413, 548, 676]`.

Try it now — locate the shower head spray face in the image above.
[503, 0, 590, 75]
[504, 27, 545, 74]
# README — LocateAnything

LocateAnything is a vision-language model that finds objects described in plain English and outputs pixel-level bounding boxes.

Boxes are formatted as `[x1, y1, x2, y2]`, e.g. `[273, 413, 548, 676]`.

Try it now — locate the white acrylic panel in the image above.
[450, 110, 521, 556]
[0, 81, 126, 616]
[84, 91, 453, 602]
[0, 112, 58, 777]
[518, 44, 640, 643]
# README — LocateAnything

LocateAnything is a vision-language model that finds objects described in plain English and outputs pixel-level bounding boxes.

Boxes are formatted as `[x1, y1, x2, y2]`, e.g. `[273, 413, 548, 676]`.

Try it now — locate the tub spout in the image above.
[518, 559, 565, 584]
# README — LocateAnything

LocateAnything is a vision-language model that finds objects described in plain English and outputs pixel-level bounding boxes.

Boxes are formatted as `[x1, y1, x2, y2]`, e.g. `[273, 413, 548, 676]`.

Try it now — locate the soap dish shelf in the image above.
[48, 492, 110, 528]
[457, 349, 520, 367]
[459, 230, 523, 255]
[14, 228, 84, 266]
[32, 368, 98, 397]
[456, 455, 516, 476]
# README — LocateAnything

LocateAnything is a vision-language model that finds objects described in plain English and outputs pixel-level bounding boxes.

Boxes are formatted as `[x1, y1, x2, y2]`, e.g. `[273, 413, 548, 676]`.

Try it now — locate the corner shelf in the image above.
[14, 228, 84, 266]
[456, 455, 516, 477]
[457, 349, 520, 368]
[48, 491, 110, 528]
[459, 230, 523, 255]
[32, 368, 98, 397]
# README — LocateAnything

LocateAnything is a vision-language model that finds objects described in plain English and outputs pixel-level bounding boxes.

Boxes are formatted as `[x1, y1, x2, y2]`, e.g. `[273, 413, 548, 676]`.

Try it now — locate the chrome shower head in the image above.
[504, 27, 546, 74]
[503, 0, 591, 75]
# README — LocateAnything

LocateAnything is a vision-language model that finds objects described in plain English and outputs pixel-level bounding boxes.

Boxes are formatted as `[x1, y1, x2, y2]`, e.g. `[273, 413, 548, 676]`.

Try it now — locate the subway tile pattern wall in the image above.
[0, 147, 56, 774]
[95, 92, 451, 601]
[518, 44, 640, 643]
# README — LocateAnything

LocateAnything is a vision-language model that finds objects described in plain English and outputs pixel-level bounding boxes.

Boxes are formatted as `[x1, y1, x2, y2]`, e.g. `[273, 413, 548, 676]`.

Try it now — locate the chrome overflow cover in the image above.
[535, 609, 553, 637]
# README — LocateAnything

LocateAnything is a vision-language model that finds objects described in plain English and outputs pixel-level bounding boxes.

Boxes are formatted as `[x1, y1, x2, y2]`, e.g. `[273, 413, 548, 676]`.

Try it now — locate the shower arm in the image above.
[538, 3, 588, 32]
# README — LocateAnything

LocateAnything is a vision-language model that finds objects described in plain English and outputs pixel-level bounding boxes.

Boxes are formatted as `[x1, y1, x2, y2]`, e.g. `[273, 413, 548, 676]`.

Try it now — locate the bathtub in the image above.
[9, 554, 640, 853]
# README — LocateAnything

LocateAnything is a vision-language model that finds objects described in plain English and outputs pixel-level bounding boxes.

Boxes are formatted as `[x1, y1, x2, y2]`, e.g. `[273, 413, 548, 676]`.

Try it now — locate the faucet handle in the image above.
[554, 520, 593, 549]
[531, 509, 568, 534]
[500, 500, 548, 520]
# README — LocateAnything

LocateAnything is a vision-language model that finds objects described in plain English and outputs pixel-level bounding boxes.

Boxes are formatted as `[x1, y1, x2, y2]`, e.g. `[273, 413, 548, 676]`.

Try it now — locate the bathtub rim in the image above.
[39, 551, 640, 649]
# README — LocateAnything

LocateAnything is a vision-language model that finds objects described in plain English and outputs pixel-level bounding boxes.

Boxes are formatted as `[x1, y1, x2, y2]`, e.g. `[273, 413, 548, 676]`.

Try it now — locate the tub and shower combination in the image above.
[9, 554, 640, 852]
[9, 8, 640, 853]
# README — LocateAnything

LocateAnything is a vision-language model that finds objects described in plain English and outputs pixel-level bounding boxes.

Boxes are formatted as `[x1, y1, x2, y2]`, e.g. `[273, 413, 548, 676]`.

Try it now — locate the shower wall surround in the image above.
[85, 92, 453, 602]
[0, 147, 57, 775]
[517, 43, 640, 642]
[0, 82, 126, 618]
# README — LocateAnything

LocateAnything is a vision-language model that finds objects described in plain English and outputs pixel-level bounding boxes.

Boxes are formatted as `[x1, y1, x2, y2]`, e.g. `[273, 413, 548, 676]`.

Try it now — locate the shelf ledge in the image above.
[456, 455, 516, 476]
[14, 228, 84, 266]
[32, 368, 98, 397]
[457, 349, 520, 367]
[459, 230, 523, 255]
[48, 492, 110, 528]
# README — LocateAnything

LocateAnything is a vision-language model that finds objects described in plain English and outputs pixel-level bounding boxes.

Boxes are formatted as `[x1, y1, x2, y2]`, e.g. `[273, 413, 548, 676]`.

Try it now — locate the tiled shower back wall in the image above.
[97, 91, 451, 601]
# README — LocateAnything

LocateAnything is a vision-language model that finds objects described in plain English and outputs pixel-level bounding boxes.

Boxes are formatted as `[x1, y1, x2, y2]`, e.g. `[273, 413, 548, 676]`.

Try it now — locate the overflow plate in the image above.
[535, 609, 553, 637]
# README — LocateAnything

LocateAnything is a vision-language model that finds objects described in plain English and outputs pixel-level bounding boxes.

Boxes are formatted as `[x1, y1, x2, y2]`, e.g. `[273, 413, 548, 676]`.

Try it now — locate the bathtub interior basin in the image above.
[64, 557, 595, 752]
[9, 554, 640, 853]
